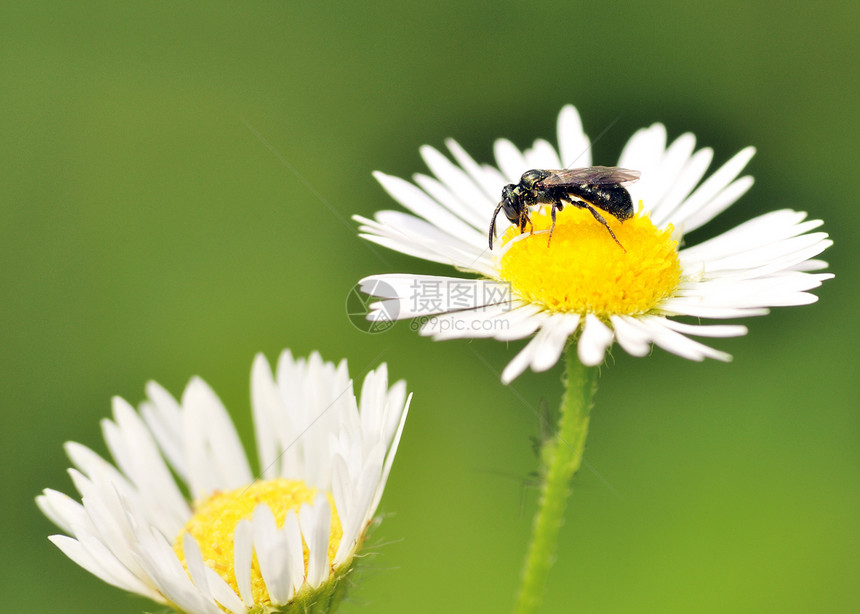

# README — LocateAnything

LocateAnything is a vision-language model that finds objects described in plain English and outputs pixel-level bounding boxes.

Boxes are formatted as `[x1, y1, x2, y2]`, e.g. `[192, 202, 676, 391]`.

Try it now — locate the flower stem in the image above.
[514, 343, 598, 614]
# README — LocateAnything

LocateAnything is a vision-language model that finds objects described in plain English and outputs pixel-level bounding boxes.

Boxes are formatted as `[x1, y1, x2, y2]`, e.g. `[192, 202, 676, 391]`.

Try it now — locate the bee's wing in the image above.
[540, 166, 641, 187]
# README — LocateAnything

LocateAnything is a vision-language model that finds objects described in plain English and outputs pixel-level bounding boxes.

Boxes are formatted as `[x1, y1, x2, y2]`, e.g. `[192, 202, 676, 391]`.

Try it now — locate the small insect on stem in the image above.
[488, 166, 640, 250]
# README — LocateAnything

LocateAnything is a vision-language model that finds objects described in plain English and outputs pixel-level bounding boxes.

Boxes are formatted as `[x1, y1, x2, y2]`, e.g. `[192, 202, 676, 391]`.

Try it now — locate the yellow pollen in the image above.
[173, 478, 343, 607]
[498, 206, 681, 315]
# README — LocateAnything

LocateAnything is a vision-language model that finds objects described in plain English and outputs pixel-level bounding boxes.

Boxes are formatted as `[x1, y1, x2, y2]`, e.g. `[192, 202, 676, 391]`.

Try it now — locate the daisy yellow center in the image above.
[173, 478, 343, 607]
[498, 206, 681, 315]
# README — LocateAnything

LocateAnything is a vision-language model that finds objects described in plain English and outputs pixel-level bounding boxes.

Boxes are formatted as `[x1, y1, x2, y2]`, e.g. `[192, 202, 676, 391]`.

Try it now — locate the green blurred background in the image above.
[3, 2, 858, 612]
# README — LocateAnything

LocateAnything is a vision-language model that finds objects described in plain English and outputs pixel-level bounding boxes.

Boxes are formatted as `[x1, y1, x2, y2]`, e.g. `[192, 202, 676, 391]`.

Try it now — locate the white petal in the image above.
[500, 314, 580, 383]
[183, 533, 245, 614]
[412, 173, 491, 234]
[361, 275, 512, 322]
[375, 170, 485, 240]
[134, 528, 222, 614]
[790, 258, 829, 272]
[681, 175, 755, 233]
[233, 520, 255, 607]
[66, 469, 137, 556]
[251, 353, 282, 480]
[637, 316, 732, 361]
[523, 138, 562, 169]
[610, 315, 653, 357]
[346, 451, 383, 539]
[424, 303, 519, 340]
[639, 132, 697, 212]
[532, 315, 580, 371]
[282, 511, 306, 598]
[203, 567, 245, 614]
[578, 315, 614, 366]
[37, 489, 86, 535]
[494, 138, 528, 182]
[331, 462, 354, 564]
[499, 326, 547, 383]
[46, 535, 107, 582]
[557, 105, 592, 168]
[618, 123, 667, 180]
[64, 441, 133, 495]
[253, 504, 292, 605]
[657, 296, 770, 319]
[684, 236, 832, 282]
[445, 138, 505, 200]
[382, 379, 409, 443]
[357, 211, 494, 275]
[80, 521, 156, 594]
[48, 534, 162, 600]
[358, 365, 388, 438]
[363, 392, 411, 554]
[669, 146, 756, 233]
[301, 497, 331, 589]
[140, 381, 188, 482]
[104, 397, 189, 535]
[680, 209, 819, 262]
[660, 320, 748, 338]
[75, 485, 145, 574]
[649, 146, 714, 227]
[419, 145, 497, 222]
[424, 301, 548, 341]
[676, 273, 829, 309]
[182, 377, 252, 499]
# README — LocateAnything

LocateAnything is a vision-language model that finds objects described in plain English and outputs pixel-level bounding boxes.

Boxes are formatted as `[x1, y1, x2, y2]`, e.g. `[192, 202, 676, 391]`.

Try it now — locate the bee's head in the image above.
[490, 184, 527, 249]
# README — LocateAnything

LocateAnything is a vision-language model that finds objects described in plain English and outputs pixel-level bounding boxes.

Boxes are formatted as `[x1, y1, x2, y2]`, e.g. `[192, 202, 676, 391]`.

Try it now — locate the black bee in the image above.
[488, 166, 641, 250]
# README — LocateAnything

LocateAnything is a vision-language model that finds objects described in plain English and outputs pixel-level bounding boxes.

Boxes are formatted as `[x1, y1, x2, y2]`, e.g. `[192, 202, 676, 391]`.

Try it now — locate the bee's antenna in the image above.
[489, 201, 505, 250]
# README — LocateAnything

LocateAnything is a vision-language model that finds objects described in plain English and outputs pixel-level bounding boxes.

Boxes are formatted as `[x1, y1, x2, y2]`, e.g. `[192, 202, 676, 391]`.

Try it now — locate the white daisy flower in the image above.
[355, 105, 833, 383]
[37, 350, 411, 614]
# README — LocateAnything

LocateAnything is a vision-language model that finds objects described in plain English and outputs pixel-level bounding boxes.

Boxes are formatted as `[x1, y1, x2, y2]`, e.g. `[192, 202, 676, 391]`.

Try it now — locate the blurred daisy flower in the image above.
[37, 350, 410, 614]
[356, 105, 833, 382]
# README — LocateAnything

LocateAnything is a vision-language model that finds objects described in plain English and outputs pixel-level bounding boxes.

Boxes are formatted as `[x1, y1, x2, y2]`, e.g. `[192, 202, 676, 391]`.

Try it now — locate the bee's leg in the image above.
[547, 202, 565, 247]
[520, 210, 533, 236]
[582, 202, 627, 252]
